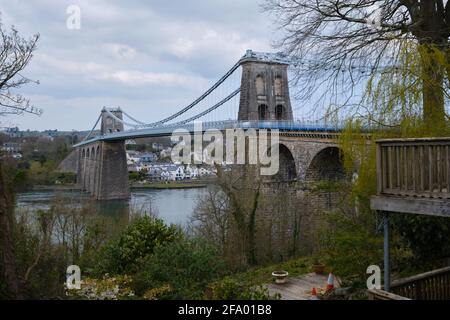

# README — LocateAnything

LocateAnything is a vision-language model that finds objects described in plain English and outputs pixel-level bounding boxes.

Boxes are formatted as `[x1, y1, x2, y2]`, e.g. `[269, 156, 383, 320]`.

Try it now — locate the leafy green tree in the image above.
[95, 216, 181, 275]
[134, 239, 226, 299]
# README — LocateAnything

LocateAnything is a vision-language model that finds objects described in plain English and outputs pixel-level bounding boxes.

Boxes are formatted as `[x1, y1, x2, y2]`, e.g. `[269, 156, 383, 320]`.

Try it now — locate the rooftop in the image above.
[239, 49, 290, 65]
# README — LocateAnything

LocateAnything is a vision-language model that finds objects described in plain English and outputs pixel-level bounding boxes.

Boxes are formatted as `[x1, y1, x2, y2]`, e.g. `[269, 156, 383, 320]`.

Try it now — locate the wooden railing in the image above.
[389, 266, 450, 300]
[367, 289, 411, 300]
[376, 138, 450, 199]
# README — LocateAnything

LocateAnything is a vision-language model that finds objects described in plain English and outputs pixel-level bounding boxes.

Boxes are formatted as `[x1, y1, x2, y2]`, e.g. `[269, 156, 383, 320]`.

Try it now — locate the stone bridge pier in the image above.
[77, 109, 129, 200]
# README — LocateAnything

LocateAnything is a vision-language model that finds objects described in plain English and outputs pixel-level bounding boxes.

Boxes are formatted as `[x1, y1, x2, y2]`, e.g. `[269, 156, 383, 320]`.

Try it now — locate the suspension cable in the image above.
[143, 61, 241, 127]
[81, 114, 101, 141]
[168, 88, 240, 126]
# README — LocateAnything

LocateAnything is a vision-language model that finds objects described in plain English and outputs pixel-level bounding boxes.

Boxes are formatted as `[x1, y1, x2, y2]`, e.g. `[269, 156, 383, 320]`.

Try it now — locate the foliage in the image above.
[66, 275, 135, 300]
[94, 216, 181, 275]
[133, 238, 226, 299]
[55, 172, 76, 184]
[211, 277, 276, 300]
[142, 284, 172, 300]
[329, 116, 450, 287]
[129, 172, 139, 182]
[392, 214, 450, 265]
[319, 210, 384, 287]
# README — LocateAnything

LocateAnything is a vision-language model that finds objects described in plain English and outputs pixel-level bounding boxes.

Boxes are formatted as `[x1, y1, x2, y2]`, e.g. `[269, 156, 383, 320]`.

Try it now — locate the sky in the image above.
[0, 0, 277, 131]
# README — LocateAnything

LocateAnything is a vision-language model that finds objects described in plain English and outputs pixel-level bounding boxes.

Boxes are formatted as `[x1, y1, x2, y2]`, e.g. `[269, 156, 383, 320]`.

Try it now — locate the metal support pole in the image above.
[383, 211, 390, 292]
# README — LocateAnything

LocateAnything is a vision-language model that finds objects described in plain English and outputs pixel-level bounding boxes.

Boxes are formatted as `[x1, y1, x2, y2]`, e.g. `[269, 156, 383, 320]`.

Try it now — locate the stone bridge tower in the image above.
[238, 50, 293, 121]
[101, 107, 124, 134]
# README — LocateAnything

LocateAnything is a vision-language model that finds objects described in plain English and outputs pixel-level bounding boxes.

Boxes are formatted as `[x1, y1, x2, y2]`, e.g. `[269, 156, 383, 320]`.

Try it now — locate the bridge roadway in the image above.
[73, 120, 344, 148]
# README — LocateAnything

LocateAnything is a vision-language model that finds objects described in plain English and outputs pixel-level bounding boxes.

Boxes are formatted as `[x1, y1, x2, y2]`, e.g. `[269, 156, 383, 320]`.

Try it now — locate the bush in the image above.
[95, 216, 181, 275]
[211, 277, 275, 300]
[134, 239, 226, 299]
[392, 214, 450, 265]
[320, 211, 384, 287]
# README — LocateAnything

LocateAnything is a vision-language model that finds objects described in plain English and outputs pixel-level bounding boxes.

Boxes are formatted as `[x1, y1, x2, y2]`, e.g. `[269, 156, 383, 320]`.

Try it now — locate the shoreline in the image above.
[29, 181, 213, 192]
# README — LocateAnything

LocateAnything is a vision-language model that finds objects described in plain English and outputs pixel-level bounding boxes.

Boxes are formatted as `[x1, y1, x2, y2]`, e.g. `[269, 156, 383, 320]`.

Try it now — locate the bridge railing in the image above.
[376, 138, 450, 199]
[74, 120, 348, 147]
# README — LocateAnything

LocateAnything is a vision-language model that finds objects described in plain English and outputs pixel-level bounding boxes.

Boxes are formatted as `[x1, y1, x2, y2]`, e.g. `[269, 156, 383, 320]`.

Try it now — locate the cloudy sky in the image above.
[1, 0, 279, 131]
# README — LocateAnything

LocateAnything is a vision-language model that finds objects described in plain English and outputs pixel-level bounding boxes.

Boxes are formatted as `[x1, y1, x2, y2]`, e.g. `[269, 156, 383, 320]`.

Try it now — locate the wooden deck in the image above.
[371, 138, 450, 217]
[265, 273, 332, 300]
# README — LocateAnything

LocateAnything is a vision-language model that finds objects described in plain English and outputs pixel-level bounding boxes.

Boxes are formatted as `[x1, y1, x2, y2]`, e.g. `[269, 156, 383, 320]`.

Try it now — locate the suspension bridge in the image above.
[73, 50, 343, 147]
[64, 50, 347, 200]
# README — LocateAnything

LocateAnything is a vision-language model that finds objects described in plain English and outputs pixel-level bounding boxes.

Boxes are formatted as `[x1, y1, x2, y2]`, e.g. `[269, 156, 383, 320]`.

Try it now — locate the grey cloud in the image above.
[0, 0, 275, 130]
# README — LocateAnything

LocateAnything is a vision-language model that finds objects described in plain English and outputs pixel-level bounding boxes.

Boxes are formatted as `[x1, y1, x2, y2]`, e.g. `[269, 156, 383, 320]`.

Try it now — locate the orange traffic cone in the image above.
[311, 287, 319, 300]
[326, 273, 334, 291]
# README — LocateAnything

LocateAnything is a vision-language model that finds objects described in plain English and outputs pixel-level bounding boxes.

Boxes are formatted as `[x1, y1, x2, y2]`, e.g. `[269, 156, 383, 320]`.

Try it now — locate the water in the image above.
[15, 187, 208, 227]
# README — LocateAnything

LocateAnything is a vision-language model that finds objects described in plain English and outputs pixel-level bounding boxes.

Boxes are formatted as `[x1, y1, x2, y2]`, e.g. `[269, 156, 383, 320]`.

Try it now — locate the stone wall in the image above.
[57, 149, 79, 173]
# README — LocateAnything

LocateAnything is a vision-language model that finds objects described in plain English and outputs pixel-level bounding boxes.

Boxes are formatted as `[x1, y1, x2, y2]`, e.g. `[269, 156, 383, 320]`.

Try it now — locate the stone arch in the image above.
[82, 149, 85, 158]
[96, 146, 100, 159]
[305, 147, 345, 181]
[258, 104, 269, 120]
[91, 147, 95, 159]
[86, 148, 90, 158]
[273, 143, 297, 181]
[256, 75, 265, 95]
[275, 105, 284, 120]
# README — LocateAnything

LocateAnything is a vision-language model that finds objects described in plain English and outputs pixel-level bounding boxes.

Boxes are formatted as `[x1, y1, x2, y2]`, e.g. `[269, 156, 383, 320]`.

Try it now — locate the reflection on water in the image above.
[16, 187, 208, 227]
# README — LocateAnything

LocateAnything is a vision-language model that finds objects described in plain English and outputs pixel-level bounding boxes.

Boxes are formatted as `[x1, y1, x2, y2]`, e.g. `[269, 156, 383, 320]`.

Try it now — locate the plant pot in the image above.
[312, 264, 325, 275]
[272, 270, 289, 284]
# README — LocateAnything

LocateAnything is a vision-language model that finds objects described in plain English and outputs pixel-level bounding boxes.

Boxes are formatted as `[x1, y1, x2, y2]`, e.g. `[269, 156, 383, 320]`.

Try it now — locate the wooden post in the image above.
[384, 211, 390, 292]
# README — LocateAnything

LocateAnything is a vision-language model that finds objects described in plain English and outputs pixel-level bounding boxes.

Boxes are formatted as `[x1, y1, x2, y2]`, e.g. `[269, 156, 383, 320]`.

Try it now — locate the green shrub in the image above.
[211, 277, 276, 300]
[95, 216, 181, 275]
[320, 211, 384, 287]
[134, 238, 226, 299]
[129, 172, 139, 182]
[392, 214, 450, 265]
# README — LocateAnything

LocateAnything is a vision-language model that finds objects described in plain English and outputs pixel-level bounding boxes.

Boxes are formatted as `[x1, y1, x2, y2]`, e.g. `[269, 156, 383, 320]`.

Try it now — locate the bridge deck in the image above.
[73, 120, 345, 147]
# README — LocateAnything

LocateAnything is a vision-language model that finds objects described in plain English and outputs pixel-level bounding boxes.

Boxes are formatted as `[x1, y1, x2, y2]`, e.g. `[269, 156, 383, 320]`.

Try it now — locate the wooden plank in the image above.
[412, 146, 416, 192]
[404, 146, 408, 191]
[370, 195, 450, 217]
[265, 273, 335, 300]
[437, 146, 442, 193]
[447, 145, 450, 193]
[429, 145, 434, 194]
[367, 289, 410, 300]
[388, 146, 393, 190]
[396, 146, 400, 189]
[420, 145, 425, 192]
[376, 143, 383, 194]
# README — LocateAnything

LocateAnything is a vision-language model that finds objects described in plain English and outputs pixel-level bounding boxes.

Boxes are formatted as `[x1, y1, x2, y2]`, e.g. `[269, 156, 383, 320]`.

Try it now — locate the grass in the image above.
[230, 256, 313, 286]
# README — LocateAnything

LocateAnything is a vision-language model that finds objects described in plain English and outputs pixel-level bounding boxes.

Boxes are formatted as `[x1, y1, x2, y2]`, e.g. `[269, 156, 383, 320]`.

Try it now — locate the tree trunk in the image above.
[0, 160, 23, 299]
[420, 45, 446, 130]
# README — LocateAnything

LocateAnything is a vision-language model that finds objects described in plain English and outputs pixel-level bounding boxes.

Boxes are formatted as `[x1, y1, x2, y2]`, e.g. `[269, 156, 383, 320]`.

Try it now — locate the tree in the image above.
[215, 164, 261, 266]
[188, 186, 230, 255]
[264, 0, 450, 128]
[0, 17, 40, 298]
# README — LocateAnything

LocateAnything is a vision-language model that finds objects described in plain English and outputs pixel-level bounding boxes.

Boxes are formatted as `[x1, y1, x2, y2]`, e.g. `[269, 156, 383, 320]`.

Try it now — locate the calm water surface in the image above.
[15, 187, 208, 227]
